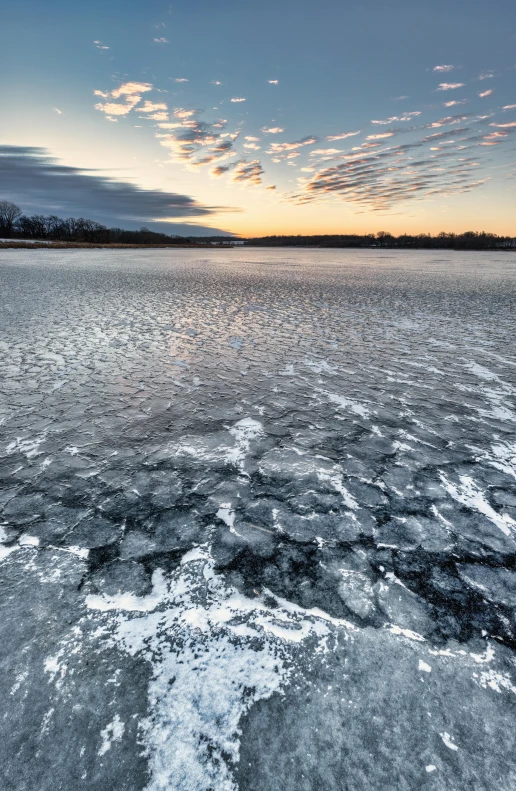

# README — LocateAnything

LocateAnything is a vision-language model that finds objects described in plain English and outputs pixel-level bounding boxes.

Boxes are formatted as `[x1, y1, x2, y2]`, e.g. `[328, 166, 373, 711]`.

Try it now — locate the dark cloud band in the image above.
[0, 146, 233, 232]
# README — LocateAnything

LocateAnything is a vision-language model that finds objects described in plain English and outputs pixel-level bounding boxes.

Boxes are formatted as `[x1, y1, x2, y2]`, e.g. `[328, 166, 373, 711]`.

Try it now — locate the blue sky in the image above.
[2, 0, 516, 235]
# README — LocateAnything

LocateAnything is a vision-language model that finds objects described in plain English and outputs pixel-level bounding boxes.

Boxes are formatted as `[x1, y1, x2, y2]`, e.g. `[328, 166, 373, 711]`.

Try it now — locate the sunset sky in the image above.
[2, 0, 516, 236]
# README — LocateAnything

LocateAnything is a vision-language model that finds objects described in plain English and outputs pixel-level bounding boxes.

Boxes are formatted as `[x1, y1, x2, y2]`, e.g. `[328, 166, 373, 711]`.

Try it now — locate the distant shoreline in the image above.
[1, 241, 514, 252]
[0, 241, 234, 250]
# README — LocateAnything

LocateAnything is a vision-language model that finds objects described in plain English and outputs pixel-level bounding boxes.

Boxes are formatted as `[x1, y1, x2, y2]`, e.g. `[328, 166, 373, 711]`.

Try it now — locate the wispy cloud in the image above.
[478, 71, 495, 80]
[371, 112, 420, 125]
[309, 148, 342, 156]
[111, 82, 153, 99]
[503, 104, 516, 110]
[326, 130, 360, 141]
[231, 159, 264, 186]
[366, 132, 395, 140]
[144, 112, 169, 121]
[139, 101, 168, 113]
[88, 61, 512, 213]
[53, 107, 62, 115]
[483, 131, 508, 140]
[94, 81, 153, 118]
[285, 105, 505, 211]
[93, 40, 109, 50]
[290, 144, 491, 210]
[153, 37, 168, 43]
[211, 164, 234, 177]
[95, 100, 141, 116]
[155, 106, 242, 170]
[437, 83, 465, 91]
[424, 113, 471, 129]
[266, 135, 318, 154]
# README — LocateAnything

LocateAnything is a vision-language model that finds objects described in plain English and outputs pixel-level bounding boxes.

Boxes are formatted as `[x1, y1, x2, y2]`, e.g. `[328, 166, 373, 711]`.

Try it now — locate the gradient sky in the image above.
[2, 0, 516, 236]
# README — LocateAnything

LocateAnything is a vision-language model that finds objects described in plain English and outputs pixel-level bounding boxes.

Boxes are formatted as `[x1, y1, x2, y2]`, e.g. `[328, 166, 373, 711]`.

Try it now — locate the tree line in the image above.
[0, 201, 192, 244]
[243, 231, 516, 250]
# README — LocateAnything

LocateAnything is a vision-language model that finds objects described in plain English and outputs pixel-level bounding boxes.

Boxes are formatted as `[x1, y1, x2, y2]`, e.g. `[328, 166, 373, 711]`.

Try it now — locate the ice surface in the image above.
[1, 247, 516, 789]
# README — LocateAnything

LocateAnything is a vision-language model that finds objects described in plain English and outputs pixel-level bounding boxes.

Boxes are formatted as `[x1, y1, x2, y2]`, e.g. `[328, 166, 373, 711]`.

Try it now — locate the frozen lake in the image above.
[1, 247, 516, 790]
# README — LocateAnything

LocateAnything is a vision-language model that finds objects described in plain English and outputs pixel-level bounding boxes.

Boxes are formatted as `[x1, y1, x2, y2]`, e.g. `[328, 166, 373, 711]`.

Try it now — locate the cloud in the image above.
[174, 78, 189, 83]
[366, 132, 395, 140]
[0, 145, 233, 234]
[94, 40, 109, 50]
[424, 113, 471, 129]
[478, 71, 495, 80]
[268, 80, 279, 85]
[244, 136, 260, 142]
[139, 101, 168, 113]
[94, 81, 154, 118]
[211, 81, 222, 86]
[243, 142, 261, 150]
[309, 148, 342, 156]
[286, 121, 493, 211]
[437, 83, 465, 91]
[95, 100, 141, 116]
[433, 65, 454, 72]
[266, 135, 318, 153]
[231, 159, 264, 186]
[326, 130, 360, 141]
[144, 112, 169, 121]
[230, 97, 246, 103]
[443, 100, 466, 107]
[158, 123, 224, 162]
[53, 107, 62, 115]
[211, 164, 234, 177]
[483, 131, 508, 140]
[153, 37, 168, 43]
[421, 127, 469, 142]
[478, 89, 493, 98]
[503, 104, 516, 110]
[262, 126, 284, 134]
[155, 108, 242, 169]
[371, 112, 420, 125]
[111, 82, 153, 99]
[172, 107, 196, 119]
[489, 121, 516, 128]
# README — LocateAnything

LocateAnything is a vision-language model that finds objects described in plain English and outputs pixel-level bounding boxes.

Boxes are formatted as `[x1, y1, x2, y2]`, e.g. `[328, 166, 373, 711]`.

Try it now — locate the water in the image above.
[1, 247, 515, 790]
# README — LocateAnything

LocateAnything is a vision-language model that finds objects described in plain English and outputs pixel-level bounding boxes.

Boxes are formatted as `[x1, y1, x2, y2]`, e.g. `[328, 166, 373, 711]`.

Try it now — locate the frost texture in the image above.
[1, 248, 516, 790]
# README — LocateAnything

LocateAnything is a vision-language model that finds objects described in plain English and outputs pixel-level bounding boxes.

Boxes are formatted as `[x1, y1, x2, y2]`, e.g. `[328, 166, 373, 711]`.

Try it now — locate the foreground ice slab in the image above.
[1, 247, 515, 789]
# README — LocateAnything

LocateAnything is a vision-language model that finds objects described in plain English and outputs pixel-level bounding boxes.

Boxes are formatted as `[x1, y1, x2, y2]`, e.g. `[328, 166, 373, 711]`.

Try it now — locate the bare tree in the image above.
[0, 201, 22, 237]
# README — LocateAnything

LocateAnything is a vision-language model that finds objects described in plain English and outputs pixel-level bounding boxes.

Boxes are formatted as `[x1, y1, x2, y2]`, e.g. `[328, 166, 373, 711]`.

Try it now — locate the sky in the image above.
[2, 0, 516, 236]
